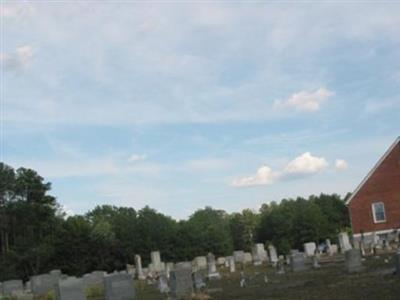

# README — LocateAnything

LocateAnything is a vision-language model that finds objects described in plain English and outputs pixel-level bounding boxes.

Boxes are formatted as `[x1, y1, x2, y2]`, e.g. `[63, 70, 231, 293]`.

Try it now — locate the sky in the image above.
[1, 1, 399, 219]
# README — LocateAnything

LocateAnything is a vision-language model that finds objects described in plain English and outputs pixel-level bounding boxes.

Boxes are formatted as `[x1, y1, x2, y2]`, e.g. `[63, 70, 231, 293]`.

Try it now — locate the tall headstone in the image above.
[165, 262, 174, 279]
[134, 255, 145, 280]
[150, 251, 165, 273]
[207, 253, 220, 279]
[252, 243, 268, 264]
[345, 249, 363, 273]
[2, 280, 23, 296]
[338, 232, 352, 252]
[290, 252, 309, 272]
[303, 242, 317, 257]
[229, 256, 236, 273]
[170, 263, 193, 299]
[56, 277, 86, 300]
[104, 273, 135, 300]
[268, 245, 278, 266]
[31, 274, 56, 297]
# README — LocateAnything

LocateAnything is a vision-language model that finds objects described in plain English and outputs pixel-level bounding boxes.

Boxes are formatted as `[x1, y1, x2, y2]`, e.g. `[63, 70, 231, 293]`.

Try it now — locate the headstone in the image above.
[135, 255, 145, 280]
[268, 245, 278, 266]
[192, 271, 206, 291]
[325, 239, 332, 255]
[303, 242, 317, 257]
[233, 250, 245, 263]
[312, 256, 320, 269]
[229, 256, 236, 273]
[345, 249, 363, 273]
[126, 264, 135, 276]
[277, 259, 285, 274]
[170, 263, 193, 299]
[2, 280, 23, 296]
[158, 275, 170, 294]
[50, 270, 62, 277]
[290, 252, 309, 272]
[244, 252, 252, 264]
[330, 244, 338, 255]
[104, 273, 135, 300]
[252, 243, 268, 262]
[338, 232, 352, 252]
[395, 251, 400, 277]
[31, 274, 56, 296]
[224, 257, 232, 268]
[150, 251, 165, 273]
[56, 277, 86, 300]
[83, 271, 105, 290]
[165, 262, 174, 279]
[192, 256, 207, 271]
[207, 253, 220, 279]
[216, 257, 225, 266]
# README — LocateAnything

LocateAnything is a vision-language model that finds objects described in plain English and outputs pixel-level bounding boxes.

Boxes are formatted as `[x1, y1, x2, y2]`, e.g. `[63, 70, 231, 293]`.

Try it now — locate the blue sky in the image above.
[1, 2, 399, 219]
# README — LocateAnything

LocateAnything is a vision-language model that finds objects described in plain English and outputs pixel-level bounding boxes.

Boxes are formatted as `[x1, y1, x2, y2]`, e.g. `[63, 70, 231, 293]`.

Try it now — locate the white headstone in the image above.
[135, 255, 145, 280]
[303, 242, 317, 257]
[338, 232, 352, 252]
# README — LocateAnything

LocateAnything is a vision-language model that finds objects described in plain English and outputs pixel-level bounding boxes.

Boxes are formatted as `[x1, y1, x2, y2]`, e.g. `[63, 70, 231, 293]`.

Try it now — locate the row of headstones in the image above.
[0, 270, 135, 300]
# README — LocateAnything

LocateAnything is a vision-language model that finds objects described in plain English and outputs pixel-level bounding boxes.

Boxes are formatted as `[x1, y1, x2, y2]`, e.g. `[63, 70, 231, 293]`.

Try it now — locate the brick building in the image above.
[347, 137, 400, 243]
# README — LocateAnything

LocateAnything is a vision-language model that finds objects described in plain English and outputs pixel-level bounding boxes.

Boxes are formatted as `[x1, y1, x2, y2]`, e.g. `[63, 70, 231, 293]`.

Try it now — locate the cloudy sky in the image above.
[1, 1, 399, 219]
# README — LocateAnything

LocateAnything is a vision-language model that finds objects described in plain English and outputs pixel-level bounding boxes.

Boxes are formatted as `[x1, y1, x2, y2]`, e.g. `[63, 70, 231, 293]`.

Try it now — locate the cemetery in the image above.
[1, 240, 400, 300]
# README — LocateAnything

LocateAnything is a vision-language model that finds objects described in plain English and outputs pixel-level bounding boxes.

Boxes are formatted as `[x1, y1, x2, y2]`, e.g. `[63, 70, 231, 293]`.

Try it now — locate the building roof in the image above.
[346, 136, 400, 206]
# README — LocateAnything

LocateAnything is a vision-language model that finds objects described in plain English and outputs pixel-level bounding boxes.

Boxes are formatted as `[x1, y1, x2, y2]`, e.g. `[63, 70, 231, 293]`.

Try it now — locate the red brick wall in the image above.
[349, 141, 400, 234]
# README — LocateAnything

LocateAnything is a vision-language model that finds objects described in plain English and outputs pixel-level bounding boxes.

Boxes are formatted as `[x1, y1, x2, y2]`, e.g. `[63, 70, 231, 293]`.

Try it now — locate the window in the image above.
[372, 202, 386, 223]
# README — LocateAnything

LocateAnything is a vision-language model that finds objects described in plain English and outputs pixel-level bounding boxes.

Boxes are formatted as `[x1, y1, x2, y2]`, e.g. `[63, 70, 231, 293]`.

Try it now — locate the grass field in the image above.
[136, 252, 400, 300]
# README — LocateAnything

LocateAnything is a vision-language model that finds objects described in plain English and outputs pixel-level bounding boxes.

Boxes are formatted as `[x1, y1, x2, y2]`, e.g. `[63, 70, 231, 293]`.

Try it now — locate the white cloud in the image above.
[284, 152, 329, 175]
[335, 159, 348, 170]
[1, 45, 34, 71]
[128, 154, 147, 162]
[231, 166, 278, 187]
[232, 152, 328, 187]
[274, 88, 333, 112]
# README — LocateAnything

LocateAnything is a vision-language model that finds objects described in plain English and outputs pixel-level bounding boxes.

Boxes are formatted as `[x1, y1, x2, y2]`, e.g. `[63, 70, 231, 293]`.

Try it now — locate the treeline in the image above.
[0, 162, 350, 281]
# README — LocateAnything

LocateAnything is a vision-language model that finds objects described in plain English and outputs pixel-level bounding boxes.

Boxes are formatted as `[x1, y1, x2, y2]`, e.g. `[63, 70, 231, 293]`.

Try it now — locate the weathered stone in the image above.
[31, 274, 56, 296]
[268, 245, 278, 265]
[395, 251, 400, 277]
[345, 249, 363, 273]
[192, 256, 207, 271]
[216, 257, 226, 266]
[192, 271, 206, 291]
[170, 263, 193, 299]
[158, 275, 169, 294]
[2, 280, 23, 296]
[104, 273, 135, 300]
[150, 251, 165, 273]
[252, 243, 268, 264]
[228, 257, 236, 273]
[338, 232, 352, 252]
[83, 271, 105, 290]
[303, 242, 317, 257]
[207, 253, 220, 279]
[312, 256, 321, 269]
[243, 252, 253, 264]
[290, 252, 309, 272]
[134, 255, 145, 280]
[233, 250, 245, 263]
[56, 277, 86, 300]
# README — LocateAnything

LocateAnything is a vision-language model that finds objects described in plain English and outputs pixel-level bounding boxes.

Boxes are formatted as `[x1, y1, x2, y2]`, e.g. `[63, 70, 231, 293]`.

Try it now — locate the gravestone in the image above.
[312, 256, 320, 269]
[207, 253, 220, 279]
[330, 244, 338, 255]
[31, 274, 56, 297]
[104, 273, 135, 300]
[395, 251, 400, 277]
[243, 252, 253, 264]
[56, 277, 86, 300]
[290, 252, 309, 272]
[268, 245, 278, 266]
[252, 243, 267, 265]
[224, 257, 232, 268]
[158, 275, 169, 294]
[134, 255, 145, 280]
[83, 271, 105, 290]
[277, 260, 285, 274]
[170, 263, 193, 299]
[150, 251, 165, 273]
[233, 250, 245, 264]
[126, 264, 135, 276]
[229, 256, 236, 273]
[165, 262, 174, 279]
[303, 242, 316, 257]
[192, 271, 206, 291]
[2, 280, 23, 296]
[345, 249, 363, 273]
[338, 232, 352, 252]
[216, 257, 225, 266]
[50, 270, 62, 277]
[192, 256, 207, 271]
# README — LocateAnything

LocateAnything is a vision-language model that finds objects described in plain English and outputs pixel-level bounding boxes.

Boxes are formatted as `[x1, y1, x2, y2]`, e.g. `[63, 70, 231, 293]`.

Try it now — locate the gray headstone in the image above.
[290, 252, 309, 272]
[192, 271, 206, 291]
[207, 253, 220, 279]
[233, 250, 245, 263]
[345, 249, 363, 273]
[83, 271, 105, 290]
[56, 277, 86, 300]
[170, 266, 193, 299]
[268, 245, 278, 265]
[104, 273, 135, 300]
[2, 280, 23, 296]
[31, 274, 56, 296]
[395, 251, 400, 277]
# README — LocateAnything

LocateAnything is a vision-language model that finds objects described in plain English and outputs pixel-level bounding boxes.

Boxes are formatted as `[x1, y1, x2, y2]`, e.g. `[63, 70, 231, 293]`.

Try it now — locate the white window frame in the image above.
[371, 202, 386, 223]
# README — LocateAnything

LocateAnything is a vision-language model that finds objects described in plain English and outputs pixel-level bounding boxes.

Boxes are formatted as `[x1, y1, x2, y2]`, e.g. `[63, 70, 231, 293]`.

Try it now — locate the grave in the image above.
[134, 255, 145, 280]
[229, 257, 236, 273]
[290, 252, 309, 272]
[303, 242, 317, 257]
[2, 279, 23, 296]
[338, 232, 352, 252]
[31, 274, 57, 297]
[150, 251, 165, 273]
[207, 253, 220, 279]
[104, 273, 135, 300]
[216, 257, 226, 266]
[56, 277, 86, 300]
[244, 252, 253, 264]
[268, 245, 278, 266]
[233, 250, 245, 264]
[395, 251, 400, 277]
[170, 263, 193, 299]
[83, 271, 105, 290]
[192, 256, 207, 271]
[252, 243, 267, 265]
[192, 271, 206, 291]
[157, 275, 170, 294]
[312, 256, 320, 269]
[345, 249, 363, 273]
